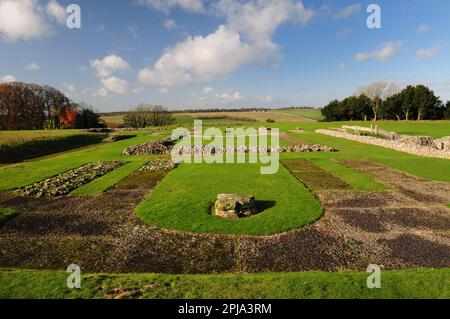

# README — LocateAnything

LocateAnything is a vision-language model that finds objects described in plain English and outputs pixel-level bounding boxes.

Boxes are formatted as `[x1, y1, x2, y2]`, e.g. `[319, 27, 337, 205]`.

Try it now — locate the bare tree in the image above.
[358, 82, 399, 121]
[124, 104, 174, 128]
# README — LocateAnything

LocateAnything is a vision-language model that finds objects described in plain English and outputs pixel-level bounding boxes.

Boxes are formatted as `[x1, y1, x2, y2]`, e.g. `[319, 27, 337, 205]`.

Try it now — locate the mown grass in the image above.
[275, 122, 450, 183]
[71, 161, 146, 196]
[137, 162, 323, 235]
[0, 207, 19, 226]
[311, 159, 386, 191]
[0, 268, 448, 299]
[0, 132, 165, 191]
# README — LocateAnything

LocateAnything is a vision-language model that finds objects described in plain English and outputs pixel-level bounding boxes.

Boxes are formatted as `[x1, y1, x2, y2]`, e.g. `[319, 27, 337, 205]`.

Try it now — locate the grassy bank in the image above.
[0, 132, 107, 164]
[0, 268, 448, 299]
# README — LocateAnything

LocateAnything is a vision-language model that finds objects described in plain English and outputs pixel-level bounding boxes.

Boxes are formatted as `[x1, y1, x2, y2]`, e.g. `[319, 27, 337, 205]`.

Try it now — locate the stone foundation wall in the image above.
[316, 129, 450, 160]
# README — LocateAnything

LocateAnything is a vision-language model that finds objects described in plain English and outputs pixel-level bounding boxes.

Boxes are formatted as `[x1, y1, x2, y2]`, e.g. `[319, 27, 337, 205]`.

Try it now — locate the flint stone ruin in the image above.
[123, 139, 336, 156]
[213, 194, 260, 219]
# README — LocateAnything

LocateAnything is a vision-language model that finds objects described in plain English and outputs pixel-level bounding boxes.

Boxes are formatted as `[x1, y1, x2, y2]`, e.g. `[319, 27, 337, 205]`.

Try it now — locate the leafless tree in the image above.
[358, 82, 399, 121]
[124, 104, 174, 128]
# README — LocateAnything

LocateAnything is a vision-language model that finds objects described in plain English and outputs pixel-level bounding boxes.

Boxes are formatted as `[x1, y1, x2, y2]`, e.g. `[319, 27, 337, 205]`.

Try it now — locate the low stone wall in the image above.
[123, 135, 336, 156]
[316, 129, 450, 160]
[172, 144, 335, 154]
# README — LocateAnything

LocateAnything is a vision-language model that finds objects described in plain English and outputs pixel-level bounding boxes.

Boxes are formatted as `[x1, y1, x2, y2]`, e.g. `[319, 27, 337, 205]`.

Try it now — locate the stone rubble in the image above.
[123, 139, 335, 156]
[139, 160, 177, 171]
[20, 161, 126, 198]
[102, 134, 136, 144]
[316, 129, 450, 160]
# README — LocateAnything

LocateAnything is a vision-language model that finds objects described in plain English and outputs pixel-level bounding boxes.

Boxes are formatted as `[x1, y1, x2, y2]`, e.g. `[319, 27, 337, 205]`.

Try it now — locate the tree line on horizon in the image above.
[0, 82, 105, 131]
[321, 82, 450, 122]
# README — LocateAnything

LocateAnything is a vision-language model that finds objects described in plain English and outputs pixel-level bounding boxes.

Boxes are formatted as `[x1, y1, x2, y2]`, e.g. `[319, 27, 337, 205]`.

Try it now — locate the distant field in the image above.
[188, 110, 318, 123]
[276, 108, 324, 121]
[101, 109, 322, 128]
[101, 115, 125, 128]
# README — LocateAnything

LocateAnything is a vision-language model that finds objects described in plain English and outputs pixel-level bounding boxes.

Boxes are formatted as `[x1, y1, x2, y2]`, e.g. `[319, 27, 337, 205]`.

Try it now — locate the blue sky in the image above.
[1, 0, 449, 112]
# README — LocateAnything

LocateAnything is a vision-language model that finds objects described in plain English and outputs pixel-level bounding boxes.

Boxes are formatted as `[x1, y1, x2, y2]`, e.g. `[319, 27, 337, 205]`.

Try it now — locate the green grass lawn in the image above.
[310, 158, 386, 191]
[70, 160, 146, 196]
[0, 207, 19, 226]
[0, 268, 448, 299]
[137, 162, 323, 235]
[273, 122, 450, 183]
[0, 132, 165, 191]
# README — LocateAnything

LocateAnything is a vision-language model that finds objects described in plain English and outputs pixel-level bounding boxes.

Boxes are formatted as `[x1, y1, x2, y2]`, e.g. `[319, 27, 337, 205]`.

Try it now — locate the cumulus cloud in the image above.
[46, 0, 66, 25]
[1, 74, 15, 82]
[99, 76, 129, 95]
[332, 4, 361, 20]
[90, 55, 131, 78]
[25, 62, 41, 71]
[416, 45, 441, 59]
[215, 0, 314, 41]
[90, 55, 131, 97]
[139, 0, 314, 87]
[191, 89, 281, 108]
[0, 0, 52, 41]
[135, 0, 205, 14]
[355, 42, 403, 62]
[138, 25, 252, 87]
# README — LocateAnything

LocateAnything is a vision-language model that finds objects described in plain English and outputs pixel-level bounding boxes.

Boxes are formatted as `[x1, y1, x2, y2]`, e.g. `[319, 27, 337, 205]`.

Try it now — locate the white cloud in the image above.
[25, 62, 41, 71]
[0, 0, 53, 41]
[96, 76, 129, 96]
[139, 0, 314, 87]
[164, 19, 177, 30]
[1, 74, 15, 82]
[332, 4, 361, 20]
[191, 89, 282, 107]
[417, 24, 430, 33]
[45, 0, 66, 25]
[62, 83, 76, 93]
[355, 42, 403, 62]
[62, 83, 76, 98]
[215, 0, 314, 42]
[138, 25, 252, 87]
[90, 55, 131, 78]
[136, 0, 205, 14]
[416, 45, 441, 59]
